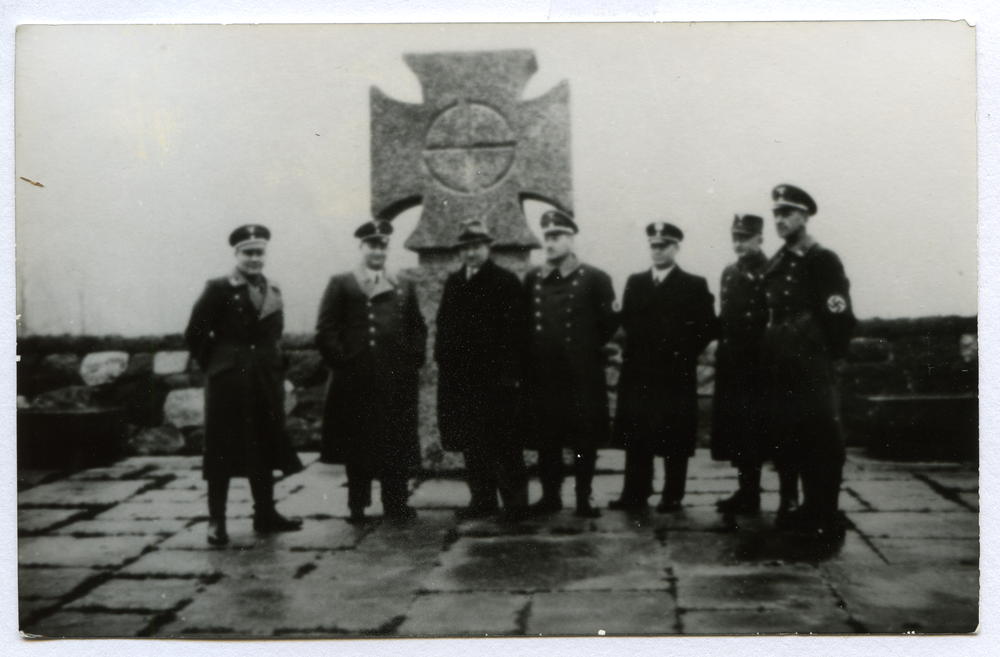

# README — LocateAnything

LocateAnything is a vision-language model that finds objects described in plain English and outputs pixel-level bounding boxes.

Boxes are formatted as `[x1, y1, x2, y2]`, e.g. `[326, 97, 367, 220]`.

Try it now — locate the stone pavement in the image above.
[17, 448, 979, 638]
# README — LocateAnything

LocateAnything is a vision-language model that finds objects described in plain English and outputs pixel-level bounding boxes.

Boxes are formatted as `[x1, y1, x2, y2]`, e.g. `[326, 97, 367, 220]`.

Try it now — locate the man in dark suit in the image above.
[315, 220, 427, 524]
[762, 184, 856, 537]
[611, 222, 717, 512]
[185, 224, 304, 546]
[524, 210, 619, 518]
[435, 219, 530, 521]
[712, 214, 798, 517]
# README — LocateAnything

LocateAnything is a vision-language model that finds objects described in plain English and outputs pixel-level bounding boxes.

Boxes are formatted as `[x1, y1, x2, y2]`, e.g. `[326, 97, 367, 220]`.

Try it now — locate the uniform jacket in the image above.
[523, 254, 619, 449]
[184, 271, 303, 480]
[315, 267, 427, 469]
[711, 251, 769, 463]
[614, 266, 717, 458]
[434, 258, 528, 452]
[761, 236, 856, 457]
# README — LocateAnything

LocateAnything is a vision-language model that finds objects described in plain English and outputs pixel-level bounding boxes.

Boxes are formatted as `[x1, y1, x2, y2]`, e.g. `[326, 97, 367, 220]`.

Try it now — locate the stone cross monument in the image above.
[370, 50, 573, 466]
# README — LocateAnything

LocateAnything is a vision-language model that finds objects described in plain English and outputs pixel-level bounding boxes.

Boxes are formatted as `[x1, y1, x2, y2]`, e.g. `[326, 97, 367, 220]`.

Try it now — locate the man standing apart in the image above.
[525, 210, 619, 518]
[611, 223, 717, 512]
[316, 220, 427, 524]
[712, 215, 797, 517]
[185, 225, 304, 546]
[435, 219, 531, 521]
[763, 185, 856, 536]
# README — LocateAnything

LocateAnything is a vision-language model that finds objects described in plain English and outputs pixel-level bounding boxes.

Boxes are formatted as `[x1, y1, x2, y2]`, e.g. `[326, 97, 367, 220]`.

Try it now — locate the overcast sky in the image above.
[15, 22, 976, 335]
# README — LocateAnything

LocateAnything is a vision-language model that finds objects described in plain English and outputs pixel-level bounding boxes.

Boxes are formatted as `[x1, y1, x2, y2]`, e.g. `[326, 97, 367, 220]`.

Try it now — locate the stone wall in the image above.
[16, 315, 978, 467]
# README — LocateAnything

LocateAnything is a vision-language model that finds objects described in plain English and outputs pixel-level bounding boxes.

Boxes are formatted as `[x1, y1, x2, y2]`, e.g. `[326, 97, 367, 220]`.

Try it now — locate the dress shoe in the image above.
[775, 497, 800, 527]
[574, 501, 602, 518]
[253, 510, 303, 533]
[455, 505, 499, 521]
[655, 499, 683, 514]
[608, 498, 648, 511]
[206, 519, 229, 546]
[346, 510, 373, 525]
[529, 496, 563, 515]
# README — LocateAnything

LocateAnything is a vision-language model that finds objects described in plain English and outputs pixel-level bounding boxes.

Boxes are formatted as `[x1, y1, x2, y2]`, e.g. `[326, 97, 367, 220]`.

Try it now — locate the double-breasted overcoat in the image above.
[761, 236, 855, 463]
[523, 255, 619, 450]
[435, 258, 528, 452]
[315, 268, 427, 470]
[185, 272, 303, 481]
[711, 251, 769, 463]
[614, 267, 718, 458]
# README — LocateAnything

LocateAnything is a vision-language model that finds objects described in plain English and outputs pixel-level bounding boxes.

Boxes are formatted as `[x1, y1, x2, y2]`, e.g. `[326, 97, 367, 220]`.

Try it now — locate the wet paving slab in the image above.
[17, 448, 979, 637]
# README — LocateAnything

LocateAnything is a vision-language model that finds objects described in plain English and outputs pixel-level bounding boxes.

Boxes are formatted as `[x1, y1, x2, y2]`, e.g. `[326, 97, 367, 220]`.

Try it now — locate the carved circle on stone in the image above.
[423, 102, 516, 194]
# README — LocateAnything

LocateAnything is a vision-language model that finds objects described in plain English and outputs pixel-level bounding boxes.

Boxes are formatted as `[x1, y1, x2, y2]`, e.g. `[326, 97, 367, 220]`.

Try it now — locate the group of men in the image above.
[185, 183, 855, 546]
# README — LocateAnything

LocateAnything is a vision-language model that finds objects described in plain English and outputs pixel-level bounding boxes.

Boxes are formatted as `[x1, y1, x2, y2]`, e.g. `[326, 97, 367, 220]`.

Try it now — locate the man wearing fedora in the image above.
[315, 220, 427, 524]
[524, 210, 619, 518]
[435, 219, 531, 521]
[762, 184, 856, 537]
[185, 224, 304, 546]
[610, 222, 717, 513]
[711, 215, 798, 518]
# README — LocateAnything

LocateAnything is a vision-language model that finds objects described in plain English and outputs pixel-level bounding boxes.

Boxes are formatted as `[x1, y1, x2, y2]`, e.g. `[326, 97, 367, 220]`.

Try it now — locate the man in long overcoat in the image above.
[611, 222, 717, 513]
[711, 214, 798, 516]
[524, 210, 619, 518]
[762, 184, 856, 537]
[185, 224, 304, 546]
[435, 219, 530, 521]
[315, 220, 427, 523]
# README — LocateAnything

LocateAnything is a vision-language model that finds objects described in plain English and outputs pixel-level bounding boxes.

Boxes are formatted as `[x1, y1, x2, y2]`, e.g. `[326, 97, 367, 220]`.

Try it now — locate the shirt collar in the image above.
[540, 252, 581, 279]
[229, 268, 267, 288]
[651, 264, 676, 282]
[784, 233, 818, 257]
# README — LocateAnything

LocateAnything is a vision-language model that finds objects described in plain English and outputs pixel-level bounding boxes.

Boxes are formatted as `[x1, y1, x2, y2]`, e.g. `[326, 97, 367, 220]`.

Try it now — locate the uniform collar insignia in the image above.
[228, 268, 271, 289]
[786, 234, 818, 257]
[353, 265, 398, 298]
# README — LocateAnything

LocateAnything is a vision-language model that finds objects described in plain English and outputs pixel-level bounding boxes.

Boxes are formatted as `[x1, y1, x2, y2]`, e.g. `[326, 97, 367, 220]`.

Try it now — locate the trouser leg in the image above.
[496, 442, 529, 510]
[249, 469, 274, 515]
[379, 463, 410, 516]
[662, 456, 690, 503]
[777, 459, 800, 504]
[737, 460, 762, 502]
[537, 445, 565, 501]
[346, 459, 374, 515]
[573, 447, 597, 503]
[207, 476, 230, 520]
[620, 442, 655, 502]
[463, 445, 499, 511]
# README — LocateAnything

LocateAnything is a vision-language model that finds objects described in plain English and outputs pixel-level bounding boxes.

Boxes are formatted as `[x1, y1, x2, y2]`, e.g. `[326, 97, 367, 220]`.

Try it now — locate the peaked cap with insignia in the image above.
[772, 184, 817, 216]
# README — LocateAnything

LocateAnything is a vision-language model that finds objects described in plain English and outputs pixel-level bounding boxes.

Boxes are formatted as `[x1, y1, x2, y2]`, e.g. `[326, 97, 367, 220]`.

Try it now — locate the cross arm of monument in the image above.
[370, 87, 433, 221]
[511, 80, 573, 217]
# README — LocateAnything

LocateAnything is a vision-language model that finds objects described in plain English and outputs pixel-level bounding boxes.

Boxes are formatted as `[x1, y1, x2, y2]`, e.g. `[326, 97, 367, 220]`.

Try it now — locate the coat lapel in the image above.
[353, 266, 397, 299]
[258, 281, 283, 320]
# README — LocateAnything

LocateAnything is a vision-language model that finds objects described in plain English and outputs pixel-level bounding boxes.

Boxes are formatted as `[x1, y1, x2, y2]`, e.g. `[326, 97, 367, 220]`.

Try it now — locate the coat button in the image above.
[250, 345, 256, 351]
[566, 322, 572, 328]
[369, 327, 376, 333]
[535, 311, 541, 317]
[535, 298, 541, 304]
[536, 325, 542, 331]
[368, 314, 374, 319]
[369, 340, 375, 346]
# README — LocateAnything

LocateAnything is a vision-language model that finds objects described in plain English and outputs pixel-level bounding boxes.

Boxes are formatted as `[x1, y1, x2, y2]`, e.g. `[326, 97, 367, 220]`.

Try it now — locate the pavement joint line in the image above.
[912, 472, 979, 512]
[514, 597, 532, 635]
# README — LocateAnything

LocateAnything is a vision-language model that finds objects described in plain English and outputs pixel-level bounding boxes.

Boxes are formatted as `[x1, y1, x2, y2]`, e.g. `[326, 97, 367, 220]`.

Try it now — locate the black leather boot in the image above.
[250, 474, 302, 533]
[207, 477, 229, 546]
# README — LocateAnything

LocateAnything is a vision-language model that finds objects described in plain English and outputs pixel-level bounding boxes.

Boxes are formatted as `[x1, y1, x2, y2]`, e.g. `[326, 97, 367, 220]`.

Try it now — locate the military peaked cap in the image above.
[456, 219, 494, 245]
[355, 220, 394, 243]
[540, 209, 578, 235]
[772, 184, 817, 216]
[229, 224, 271, 249]
[646, 221, 684, 244]
[731, 214, 764, 236]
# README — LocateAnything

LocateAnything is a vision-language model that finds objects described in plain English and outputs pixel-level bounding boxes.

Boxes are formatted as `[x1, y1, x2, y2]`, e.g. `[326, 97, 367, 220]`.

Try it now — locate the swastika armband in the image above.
[827, 294, 848, 314]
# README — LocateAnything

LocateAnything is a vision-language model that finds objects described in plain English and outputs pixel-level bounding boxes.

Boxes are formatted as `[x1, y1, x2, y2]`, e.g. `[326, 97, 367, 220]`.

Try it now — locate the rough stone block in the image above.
[17, 508, 87, 534]
[128, 425, 186, 456]
[153, 351, 189, 375]
[18, 479, 149, 508]
[398, 592, 529, 636]
[19, 535, 157, 568]
[163, 388, 205, 428]
[528, 591, 678, 635]
[122, 351, 153, 379]
[34, 353, 84, 392]
[80, 351, 129, 386]
[22, 611, 154, 638]
[29, 385, 95, 410]
[19, 567, 103, 600]
[66, 577, 203, 612]
[409, 479, 471, 509]
[285, 350, 327, 388]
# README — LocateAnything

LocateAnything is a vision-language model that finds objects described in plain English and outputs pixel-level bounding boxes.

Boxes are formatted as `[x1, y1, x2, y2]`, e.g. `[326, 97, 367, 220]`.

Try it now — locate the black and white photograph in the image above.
[8, 12, 984, 645]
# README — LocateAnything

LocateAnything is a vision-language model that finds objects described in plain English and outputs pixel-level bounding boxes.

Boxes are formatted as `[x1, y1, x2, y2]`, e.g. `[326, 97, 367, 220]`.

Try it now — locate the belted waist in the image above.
[768, 309, 814, 326]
